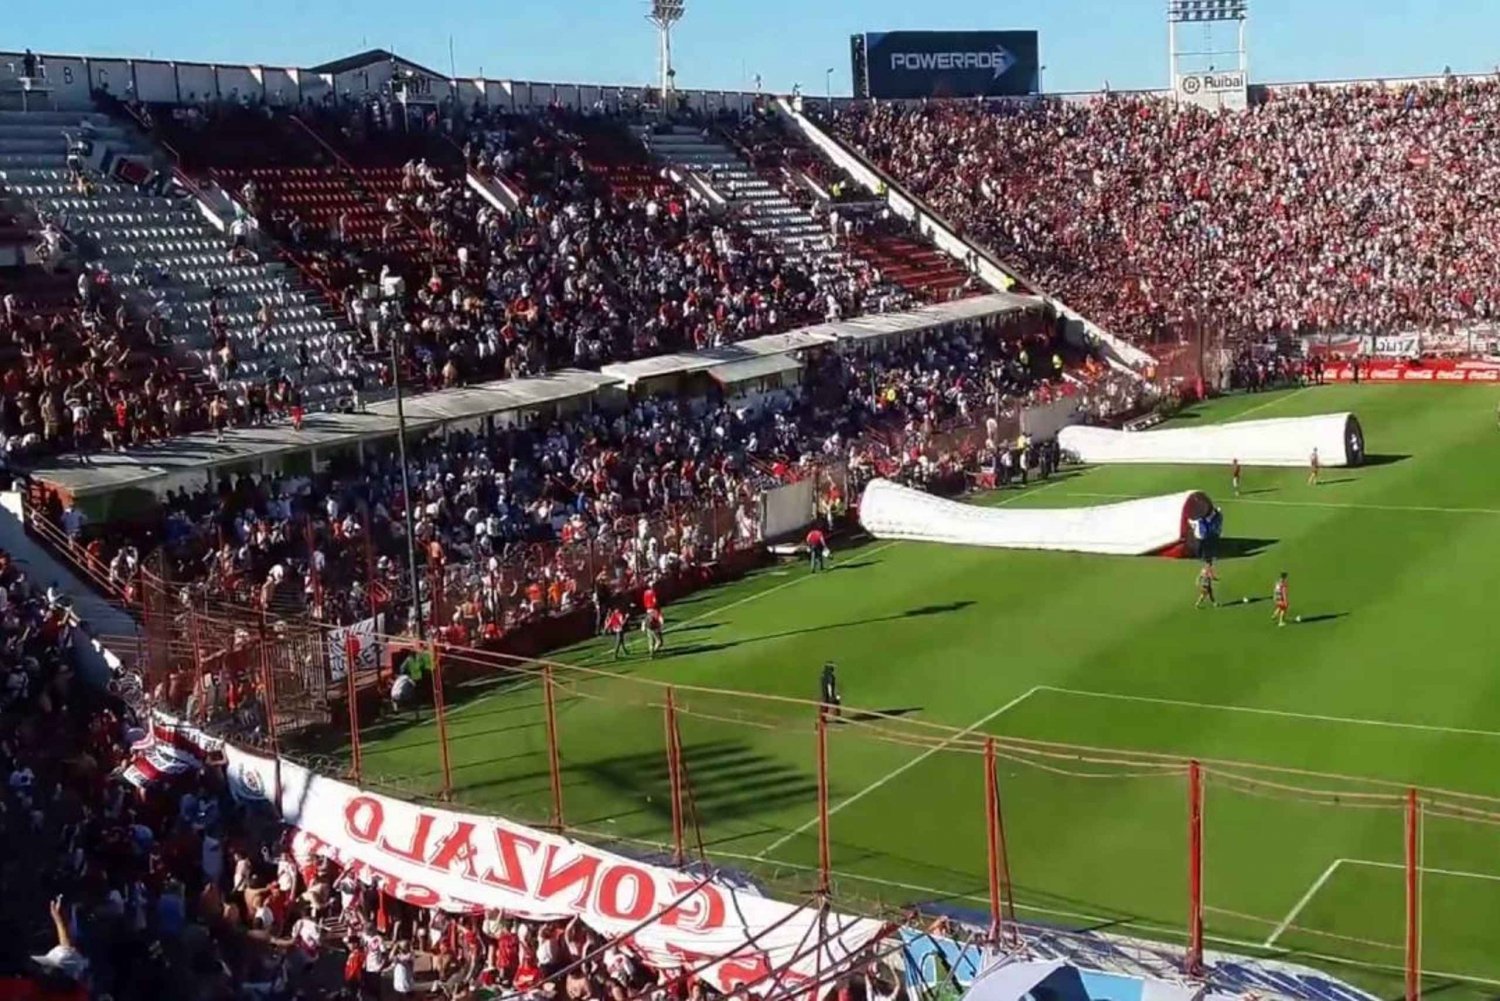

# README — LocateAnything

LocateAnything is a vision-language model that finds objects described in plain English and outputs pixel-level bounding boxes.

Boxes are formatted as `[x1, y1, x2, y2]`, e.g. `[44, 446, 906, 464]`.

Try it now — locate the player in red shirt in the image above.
[806, 527, 828, 573]
[643, 606, 664, 658]
[642, 585, 659, 613]
[1272, 572, 1290, 627]
[605, 607, 629, 659]
[1230, 458, 1241, 497]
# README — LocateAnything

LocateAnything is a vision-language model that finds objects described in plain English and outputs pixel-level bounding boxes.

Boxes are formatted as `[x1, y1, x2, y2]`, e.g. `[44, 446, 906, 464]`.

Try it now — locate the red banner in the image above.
[1323, 360, 1500, 384]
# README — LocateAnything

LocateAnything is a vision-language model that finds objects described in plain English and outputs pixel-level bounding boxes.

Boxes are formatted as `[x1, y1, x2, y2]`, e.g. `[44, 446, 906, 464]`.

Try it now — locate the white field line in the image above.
[1265, 859, 1345, 947]
[1344, 858, 1500, 883]
[667, 541, 901, 633]
[1228, 385, 1312, 422]
[567, 828, 1500, 990]
[1062, 490, 1500, 517]
[1037, 686, 1500, 741]
[755, 686, 1043, 859]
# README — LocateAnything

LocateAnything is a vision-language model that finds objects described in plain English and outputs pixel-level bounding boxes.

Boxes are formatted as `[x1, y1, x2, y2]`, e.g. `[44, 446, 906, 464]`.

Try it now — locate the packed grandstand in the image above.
[0, 26, 1495, 1001]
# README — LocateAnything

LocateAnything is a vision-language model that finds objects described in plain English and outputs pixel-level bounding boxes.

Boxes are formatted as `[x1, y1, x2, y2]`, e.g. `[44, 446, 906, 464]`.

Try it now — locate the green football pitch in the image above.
[341, 384, 1500, 996]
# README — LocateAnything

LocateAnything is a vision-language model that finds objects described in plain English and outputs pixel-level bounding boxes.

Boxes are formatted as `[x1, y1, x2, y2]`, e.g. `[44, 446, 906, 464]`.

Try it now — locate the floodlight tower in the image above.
[1167, 0, 1248, 84]
[647, 0, 686, 107]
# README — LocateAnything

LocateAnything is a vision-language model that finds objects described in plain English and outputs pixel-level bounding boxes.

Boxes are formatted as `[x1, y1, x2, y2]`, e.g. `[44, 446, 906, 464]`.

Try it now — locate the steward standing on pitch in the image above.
[820, 661, 841, 719]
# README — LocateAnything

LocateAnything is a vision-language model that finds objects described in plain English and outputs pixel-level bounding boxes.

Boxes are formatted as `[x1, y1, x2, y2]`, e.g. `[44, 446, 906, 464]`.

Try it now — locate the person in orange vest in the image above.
[605, 607, 629, 660]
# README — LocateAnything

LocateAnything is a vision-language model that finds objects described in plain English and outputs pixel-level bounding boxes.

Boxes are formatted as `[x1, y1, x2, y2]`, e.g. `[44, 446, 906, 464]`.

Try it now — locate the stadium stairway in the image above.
[643, 127, 829, 253]
[0, 110, 369, 409]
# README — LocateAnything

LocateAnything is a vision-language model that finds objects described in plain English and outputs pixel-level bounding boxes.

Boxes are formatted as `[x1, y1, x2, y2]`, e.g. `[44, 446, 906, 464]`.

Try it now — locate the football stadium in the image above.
[3, 2, 1500, 1000]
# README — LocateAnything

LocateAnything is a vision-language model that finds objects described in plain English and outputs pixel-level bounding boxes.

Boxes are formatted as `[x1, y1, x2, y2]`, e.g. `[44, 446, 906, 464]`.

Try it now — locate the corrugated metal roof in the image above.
[706, 353, 803, 385]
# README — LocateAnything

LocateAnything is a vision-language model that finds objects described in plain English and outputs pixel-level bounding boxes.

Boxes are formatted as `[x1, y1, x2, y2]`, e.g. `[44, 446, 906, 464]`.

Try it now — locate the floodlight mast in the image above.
[1167, 0, 1248, 96]
[647, 0, 686, 108]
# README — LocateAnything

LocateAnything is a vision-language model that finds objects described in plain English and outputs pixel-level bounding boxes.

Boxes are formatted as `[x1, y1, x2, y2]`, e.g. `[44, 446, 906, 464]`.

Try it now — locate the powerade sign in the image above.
[855, 30, 1040, 99]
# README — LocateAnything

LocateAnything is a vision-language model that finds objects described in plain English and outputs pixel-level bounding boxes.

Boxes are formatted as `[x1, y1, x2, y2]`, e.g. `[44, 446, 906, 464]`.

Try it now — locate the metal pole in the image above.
[391, 331, 425, 641]
[304, 518, 322, 616]
[1187, 760, 1204, 977]
[665, 687, 685, 866]
[346, 632, 363, 783]
[985, 738, 1002, 943]
[188, 603, 205, 723]
[258, 611, 283, 808]
[1406, 788, 1422, 1001]
[431, 641, 453, 799]
[816, 710, 831, 895]
[363, 504, 379, 619]
[543, 665, 565, 830]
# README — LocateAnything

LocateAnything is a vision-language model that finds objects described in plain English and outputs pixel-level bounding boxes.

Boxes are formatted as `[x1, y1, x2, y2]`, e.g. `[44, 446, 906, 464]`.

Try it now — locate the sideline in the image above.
[755, 686, 1043, 859]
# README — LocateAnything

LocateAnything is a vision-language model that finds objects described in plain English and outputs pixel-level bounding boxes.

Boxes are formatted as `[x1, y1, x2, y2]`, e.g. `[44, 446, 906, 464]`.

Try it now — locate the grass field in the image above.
[340, 384, 1500, 996]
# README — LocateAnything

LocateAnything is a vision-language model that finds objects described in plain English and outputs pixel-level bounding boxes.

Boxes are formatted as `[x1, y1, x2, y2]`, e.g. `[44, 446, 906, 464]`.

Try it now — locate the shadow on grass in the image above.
[1236, 487, 1278, 497]
[1316, 477, 1357, 486]
[1362, 453, 1410, 467]
[1297, 612, 1349, 625]
[1212, 537, 1277, 559]
[664, 601, 976, 659]
[838, 707, 923, 725]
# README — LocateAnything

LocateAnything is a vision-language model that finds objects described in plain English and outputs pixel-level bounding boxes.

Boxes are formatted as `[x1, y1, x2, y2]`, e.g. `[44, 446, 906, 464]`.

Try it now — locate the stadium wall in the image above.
[0, 48, 763, 115]
[1059, 413, 1365, 468]
[859, 479, 1212, 556]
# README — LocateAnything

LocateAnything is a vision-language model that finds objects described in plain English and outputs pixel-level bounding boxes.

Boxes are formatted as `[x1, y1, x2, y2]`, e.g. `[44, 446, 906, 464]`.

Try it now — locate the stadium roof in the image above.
[601, 292, 1042, 386]
[707, 354, 803, 386]
[30, 296, 1042, 498]
[363, 369, 617, 423]
[30, 369, 617, 499]
[308, 49, 449, 80]
[27, 411, 428, 499]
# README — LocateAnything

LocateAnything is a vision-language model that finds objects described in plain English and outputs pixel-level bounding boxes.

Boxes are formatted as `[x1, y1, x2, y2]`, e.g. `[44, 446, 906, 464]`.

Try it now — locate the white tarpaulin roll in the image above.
[858, 479, 1212, 556]
[1059, 412, 1364, 468]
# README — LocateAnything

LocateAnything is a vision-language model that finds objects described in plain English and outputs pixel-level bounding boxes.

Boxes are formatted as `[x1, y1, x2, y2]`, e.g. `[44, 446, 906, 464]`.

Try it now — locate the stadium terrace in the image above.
[3, 24, 1500, 1001]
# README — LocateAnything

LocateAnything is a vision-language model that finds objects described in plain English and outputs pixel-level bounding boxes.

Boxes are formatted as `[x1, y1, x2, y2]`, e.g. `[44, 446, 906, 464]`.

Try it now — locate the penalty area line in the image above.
[1037, 686, 1500, 741]
[569, 827, 1500, 990]
[1061, 491, 1500, 517]
[1264, 858, 1345, 948]
[1344, 858, 1500, 883]
[754, 685, 1044, 860]
[1228, 385, 1312, 422]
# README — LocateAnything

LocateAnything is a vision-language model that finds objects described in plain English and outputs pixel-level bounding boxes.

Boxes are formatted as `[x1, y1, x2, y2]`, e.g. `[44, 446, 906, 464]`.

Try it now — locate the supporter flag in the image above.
[119, 714, 218, 790]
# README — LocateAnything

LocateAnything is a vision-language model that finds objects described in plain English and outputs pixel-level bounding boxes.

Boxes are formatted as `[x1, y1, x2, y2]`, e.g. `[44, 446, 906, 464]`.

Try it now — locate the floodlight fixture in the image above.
[648, 0, 686, 27]
[1168, 0, 1247, 22]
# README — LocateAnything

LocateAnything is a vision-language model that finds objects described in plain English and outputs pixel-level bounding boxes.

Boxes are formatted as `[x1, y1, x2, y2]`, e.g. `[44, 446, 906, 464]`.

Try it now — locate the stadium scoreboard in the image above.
[850, 30, 1040, 100]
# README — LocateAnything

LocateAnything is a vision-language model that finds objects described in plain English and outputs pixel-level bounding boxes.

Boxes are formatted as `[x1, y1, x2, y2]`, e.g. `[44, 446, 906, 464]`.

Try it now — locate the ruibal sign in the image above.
[1175, 70, 1248, 110]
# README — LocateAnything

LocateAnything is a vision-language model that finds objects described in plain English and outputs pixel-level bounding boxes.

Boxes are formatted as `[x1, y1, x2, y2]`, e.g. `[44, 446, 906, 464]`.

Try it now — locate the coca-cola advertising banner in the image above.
[1324, 359, 1500, 383]
[220, 743, 884, 994]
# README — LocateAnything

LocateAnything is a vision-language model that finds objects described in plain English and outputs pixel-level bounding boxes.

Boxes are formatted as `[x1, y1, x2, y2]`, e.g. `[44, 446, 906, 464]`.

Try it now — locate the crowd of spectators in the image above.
[0, 598, 916, 1000]
[207, 102, 919, 396]
[0, 267, 214, 462]
[55, 307, 1118, 637]
[828, 80, 1500, 345]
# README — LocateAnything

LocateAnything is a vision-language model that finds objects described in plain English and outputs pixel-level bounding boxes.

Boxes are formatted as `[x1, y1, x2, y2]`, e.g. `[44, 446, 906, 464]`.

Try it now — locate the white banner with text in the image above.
[220, 744, 884, 995]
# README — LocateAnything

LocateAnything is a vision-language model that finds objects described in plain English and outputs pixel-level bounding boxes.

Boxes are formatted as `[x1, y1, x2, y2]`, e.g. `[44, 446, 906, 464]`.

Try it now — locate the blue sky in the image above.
[9, 0, 1499, 95]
